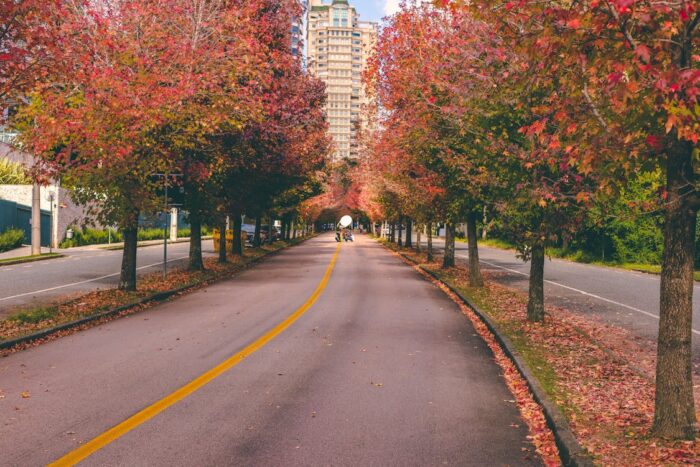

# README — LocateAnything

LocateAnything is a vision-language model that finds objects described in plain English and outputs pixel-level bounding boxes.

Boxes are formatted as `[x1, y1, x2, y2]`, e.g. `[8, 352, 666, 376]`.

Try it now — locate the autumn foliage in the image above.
[9, 0, 329, 289]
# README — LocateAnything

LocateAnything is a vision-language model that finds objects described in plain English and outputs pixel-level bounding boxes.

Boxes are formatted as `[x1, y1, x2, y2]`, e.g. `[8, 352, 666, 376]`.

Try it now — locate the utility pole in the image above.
[163, 179, 168, 280]
[47, 191, 55, 254]
[31, 182, 41, 255]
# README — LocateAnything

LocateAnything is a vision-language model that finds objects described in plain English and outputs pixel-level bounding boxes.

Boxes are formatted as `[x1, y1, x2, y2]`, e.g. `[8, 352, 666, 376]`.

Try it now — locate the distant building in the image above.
[306, 0, 378, 161]
[292, 0, 308, 58]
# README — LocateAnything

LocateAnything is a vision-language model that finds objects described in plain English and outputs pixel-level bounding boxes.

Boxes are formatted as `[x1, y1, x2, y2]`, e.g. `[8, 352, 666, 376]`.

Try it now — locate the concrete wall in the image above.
[0, 184, 92, 246]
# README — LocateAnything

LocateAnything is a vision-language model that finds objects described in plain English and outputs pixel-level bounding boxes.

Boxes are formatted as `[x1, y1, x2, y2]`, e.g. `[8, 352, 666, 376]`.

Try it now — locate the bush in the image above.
[60, 227, 121, 248]
[0, 228, 25, 252]
[137, 228, 166, 241]
[59, 225, 212, 248]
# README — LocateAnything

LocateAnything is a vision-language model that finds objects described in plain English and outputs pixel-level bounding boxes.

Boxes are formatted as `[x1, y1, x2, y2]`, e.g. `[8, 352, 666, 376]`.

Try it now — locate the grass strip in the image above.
[0, 253, 63, 267]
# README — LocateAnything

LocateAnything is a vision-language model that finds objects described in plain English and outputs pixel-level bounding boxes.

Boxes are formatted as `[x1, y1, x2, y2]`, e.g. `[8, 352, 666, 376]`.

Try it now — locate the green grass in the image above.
[0, 253, 62, 266]
[9, 306, 58, 324]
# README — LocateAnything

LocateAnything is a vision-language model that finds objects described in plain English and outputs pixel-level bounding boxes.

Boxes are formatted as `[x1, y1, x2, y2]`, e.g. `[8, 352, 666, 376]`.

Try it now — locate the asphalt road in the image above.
[0, 240, 215, 316]
[0, 234, 540, 466]
[422, 236, 700, 354]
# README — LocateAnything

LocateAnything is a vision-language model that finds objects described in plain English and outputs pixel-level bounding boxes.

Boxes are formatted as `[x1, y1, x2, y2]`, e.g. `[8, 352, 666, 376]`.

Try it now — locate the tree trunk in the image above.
[118, 209, 139, 291]
[442, 222, 455, 268]
[232, 209, 243, 256]
[398, 216, 403, 247]
[427, 222, 433, 262]
[405, 218, 413, 247]
[254, 215, 262, 247]
[188, 204, 204, 271]
[482, 205, 488, 240]
[652, 140, 697, 439]
[390, 222, 396, 243]
[527, 241, 545, 322]
[466, 211, 484, 287]
[416, 225, 421, 252]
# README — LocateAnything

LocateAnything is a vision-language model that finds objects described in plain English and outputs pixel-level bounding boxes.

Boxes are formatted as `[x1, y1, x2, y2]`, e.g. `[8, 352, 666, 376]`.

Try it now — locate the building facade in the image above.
[291, 0, 308, 58]
[306, 0, 377, 161]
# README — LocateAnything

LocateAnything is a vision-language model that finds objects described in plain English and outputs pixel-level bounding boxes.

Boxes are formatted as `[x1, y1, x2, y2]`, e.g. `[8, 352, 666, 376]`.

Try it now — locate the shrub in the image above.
[137, 228, 166, 241]
[60, 227, 121, 248]
[0, 228, 25, 252]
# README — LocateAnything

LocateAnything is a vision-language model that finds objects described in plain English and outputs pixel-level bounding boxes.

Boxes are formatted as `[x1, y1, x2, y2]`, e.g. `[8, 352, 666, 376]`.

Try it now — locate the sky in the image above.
[351, 0, 401, 22]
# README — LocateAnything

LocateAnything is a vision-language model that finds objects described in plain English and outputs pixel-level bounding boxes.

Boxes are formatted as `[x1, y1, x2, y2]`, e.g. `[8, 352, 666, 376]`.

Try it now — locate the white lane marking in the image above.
[0, 255, 189, 302]
[467, 255, 700, 336]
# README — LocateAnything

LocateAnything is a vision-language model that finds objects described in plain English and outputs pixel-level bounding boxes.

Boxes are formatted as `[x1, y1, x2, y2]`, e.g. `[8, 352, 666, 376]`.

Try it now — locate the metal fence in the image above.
[0, 199, 51, 246]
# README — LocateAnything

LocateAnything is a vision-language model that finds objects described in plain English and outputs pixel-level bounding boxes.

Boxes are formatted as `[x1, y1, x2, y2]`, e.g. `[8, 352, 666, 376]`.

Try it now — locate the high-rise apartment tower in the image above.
[306, 0, 377, 161]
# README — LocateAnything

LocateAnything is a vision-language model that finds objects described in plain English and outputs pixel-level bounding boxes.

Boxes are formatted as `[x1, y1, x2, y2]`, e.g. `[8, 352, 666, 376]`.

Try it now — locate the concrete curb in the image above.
[0, 237, 314, 351]
[390, 246, 594, 467]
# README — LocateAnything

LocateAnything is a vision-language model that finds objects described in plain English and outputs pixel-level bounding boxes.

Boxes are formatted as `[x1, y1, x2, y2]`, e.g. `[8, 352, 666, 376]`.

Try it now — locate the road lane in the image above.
[422, 236, 700, 354]
[0, 234, 540, 466]
[0, 240, 214, 315]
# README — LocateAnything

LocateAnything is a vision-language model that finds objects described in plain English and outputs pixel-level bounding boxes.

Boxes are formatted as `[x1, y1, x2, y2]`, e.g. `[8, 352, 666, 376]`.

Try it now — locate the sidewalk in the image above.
[0, 246, 35, 261]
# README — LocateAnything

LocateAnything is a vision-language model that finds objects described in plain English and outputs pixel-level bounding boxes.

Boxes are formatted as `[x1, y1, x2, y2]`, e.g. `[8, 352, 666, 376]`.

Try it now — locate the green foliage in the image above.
[0, 159, 30, 184]
[0, 228, 25, 252]
[59, 225, 211, 247]
[176, 226, 211, 238]
[59, 227, 121, 248]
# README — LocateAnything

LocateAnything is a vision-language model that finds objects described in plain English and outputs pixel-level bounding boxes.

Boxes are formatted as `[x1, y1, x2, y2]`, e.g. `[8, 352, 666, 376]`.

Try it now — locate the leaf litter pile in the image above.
[0, 240, 305, 354]
[385, 241, 700, 466]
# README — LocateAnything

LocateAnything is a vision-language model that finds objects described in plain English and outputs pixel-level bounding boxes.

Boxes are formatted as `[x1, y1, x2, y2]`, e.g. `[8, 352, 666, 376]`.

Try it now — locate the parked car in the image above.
[241, 224, 256, 245]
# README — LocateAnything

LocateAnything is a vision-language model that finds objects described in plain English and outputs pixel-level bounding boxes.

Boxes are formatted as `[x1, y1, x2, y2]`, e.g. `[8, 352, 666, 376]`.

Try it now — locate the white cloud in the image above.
[383, 0, 401, 15]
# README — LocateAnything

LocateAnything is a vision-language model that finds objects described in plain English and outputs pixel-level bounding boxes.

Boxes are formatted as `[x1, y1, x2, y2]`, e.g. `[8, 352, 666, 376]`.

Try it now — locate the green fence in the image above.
[0, 199, 51, 246]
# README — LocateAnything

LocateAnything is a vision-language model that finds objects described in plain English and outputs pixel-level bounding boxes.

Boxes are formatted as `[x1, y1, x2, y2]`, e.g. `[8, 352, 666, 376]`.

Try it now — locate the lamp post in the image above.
[46, 191, 55, 254]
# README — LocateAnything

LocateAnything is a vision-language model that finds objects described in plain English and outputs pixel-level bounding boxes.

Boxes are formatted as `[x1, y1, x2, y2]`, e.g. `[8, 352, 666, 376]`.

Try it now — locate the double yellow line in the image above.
[50, 242, 341, 466]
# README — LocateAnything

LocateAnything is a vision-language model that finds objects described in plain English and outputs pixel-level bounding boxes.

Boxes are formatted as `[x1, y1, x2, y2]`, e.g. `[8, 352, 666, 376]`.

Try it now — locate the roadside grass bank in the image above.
[0, 253, 63, 267]
[0, 236, 315, 353]
[469, 238, 700, 281]
[381, 239, 700, 466]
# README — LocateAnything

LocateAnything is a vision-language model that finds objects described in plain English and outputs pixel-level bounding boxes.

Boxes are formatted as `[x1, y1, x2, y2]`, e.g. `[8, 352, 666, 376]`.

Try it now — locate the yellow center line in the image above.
[49, 242, 342, 467]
